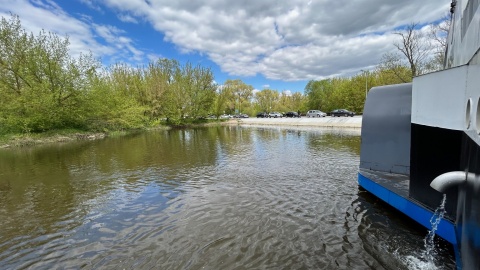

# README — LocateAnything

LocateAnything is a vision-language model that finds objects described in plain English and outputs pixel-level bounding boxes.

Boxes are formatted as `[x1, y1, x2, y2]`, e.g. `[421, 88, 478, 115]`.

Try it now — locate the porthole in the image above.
[476, 97, 480, 134]
[466, 98, 472, 129]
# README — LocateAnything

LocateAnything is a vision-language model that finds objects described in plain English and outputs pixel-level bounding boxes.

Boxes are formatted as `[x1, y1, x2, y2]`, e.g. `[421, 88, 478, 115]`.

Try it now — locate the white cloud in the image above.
[282, 90, 292, 96]
[0, 0, 452, 80]
[96, 0, 450, 80]
[117, 13, 138, 24]
[79, 0, 103, 13]
[0, 0, 150, 65]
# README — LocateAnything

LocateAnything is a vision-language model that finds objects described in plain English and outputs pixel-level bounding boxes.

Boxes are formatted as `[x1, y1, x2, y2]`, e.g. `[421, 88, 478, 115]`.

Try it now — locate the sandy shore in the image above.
[228, 115, 362, 128]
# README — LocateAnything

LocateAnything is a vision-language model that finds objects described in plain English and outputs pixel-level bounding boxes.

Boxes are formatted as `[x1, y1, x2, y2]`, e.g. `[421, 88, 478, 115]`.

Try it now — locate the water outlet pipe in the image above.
[430, 171, 474, 193]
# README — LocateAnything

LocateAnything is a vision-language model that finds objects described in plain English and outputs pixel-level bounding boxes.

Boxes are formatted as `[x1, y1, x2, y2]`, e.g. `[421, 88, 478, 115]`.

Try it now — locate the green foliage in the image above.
[304, 79, 334, 111]
[376, 53, 413, 83]
[0, 14, 99, 133]
[186, 64, 217, 118]
[251, 89, 307, 115]
[304, 78, 362, 113]
[84, 73, 147, 131]
[0, 14, 221, 134]
[217, 79, 254, 115]
[254, 89, 279, 113]
[212, 86, 231, 117]
[142, 59, 177, 118]
[2, 13, 425, 136]
[303, 66, 414, 114]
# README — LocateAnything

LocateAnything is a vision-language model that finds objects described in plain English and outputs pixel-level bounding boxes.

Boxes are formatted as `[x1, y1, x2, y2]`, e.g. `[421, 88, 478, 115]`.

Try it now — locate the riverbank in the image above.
[0, 128, 169, 149]
[228, 115, 362, 128]
[0, 117, 362, 148]
[0, 131, 112, 149]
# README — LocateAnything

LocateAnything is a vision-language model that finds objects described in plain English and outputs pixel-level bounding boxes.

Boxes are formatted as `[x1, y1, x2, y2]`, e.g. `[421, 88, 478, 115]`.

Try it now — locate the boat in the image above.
[358, 1, 480, 269]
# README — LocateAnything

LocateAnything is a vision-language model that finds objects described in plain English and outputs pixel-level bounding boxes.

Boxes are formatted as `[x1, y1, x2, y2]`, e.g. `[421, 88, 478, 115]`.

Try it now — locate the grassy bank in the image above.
[0, 129, 114, 148]
[0, 119, 236, 149]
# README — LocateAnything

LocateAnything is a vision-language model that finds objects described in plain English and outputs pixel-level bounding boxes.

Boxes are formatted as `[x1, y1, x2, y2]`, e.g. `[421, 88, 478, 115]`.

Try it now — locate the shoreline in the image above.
[228, 115, 362, 129]
[0, 117, 362, 149]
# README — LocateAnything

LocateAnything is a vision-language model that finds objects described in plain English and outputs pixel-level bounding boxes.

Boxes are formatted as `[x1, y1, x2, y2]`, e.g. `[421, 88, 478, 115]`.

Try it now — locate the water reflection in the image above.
[0, 126, 454, 269]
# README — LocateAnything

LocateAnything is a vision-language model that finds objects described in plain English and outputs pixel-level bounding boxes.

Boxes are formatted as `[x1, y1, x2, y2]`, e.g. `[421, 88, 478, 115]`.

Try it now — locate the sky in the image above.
[0, 0, 451, 94]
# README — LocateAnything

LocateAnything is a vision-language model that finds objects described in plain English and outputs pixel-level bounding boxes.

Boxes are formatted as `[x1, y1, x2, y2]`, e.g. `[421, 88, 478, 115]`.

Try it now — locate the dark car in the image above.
[330, 109, 355, 117]
[256, 112, 268, 118]
[284, 111, 300, 118]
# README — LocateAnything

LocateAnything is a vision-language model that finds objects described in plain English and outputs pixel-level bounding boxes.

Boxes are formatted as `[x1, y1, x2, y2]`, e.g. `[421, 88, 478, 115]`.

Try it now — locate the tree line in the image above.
[0, 15, 309, 134]
[0, 14, 448, 135]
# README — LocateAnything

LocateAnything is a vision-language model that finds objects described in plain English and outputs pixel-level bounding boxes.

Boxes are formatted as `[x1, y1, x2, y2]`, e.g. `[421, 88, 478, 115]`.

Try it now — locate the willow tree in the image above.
[0, 14, 99, 133]
[86, 68, 147, 131]
[189, 64, 216, 118]
[143, 59, 176, 119]
[255, 89, 279, 112]
[291, 92, 307, 113]
[276, 91, 306, 113]
[161, 62, 216, 122]
[212, 85, 231, 118]
[304, 79, 335, 111]
[222, 79, 253, 114]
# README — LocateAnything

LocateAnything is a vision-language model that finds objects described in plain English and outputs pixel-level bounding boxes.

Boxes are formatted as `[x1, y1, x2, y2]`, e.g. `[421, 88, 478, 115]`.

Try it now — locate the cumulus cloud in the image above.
[0, 0, 148, 64]
[0, 0, 451, 80]
[97, 0, 450, 80]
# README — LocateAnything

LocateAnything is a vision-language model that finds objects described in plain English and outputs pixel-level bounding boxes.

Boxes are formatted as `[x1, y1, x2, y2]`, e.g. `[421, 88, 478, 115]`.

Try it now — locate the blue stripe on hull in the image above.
[358, 172, 457, 245]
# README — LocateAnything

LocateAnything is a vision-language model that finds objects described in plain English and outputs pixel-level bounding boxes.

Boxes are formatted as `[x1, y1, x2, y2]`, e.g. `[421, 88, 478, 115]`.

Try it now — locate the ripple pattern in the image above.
[0, 127, 455, 269]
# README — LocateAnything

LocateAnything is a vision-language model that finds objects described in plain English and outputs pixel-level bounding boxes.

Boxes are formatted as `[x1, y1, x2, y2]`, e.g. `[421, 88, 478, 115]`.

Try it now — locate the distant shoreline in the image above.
[227, 116, 362, 129]
[0, 117, 362, 148]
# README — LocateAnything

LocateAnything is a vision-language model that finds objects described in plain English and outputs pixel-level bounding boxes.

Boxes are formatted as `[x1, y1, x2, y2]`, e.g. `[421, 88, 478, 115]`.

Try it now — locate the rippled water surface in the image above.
[0, 126, 455, 269]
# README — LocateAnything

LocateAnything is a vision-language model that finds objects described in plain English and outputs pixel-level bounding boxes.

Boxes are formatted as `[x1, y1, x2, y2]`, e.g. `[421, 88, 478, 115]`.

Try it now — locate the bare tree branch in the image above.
[428, 14, 451, 70]
[394, 22, 432, 77]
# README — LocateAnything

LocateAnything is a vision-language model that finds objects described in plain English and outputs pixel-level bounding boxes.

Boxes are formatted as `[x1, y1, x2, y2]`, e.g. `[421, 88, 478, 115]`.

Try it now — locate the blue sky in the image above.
[0, 0, 450, 94]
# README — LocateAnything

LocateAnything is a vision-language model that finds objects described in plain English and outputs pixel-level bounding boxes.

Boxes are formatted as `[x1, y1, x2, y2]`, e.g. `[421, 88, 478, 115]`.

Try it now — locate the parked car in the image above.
[284, 111, 300, 118]
[268, 112, 283, 118]
[306, 110, 327, 117]
[330, 109, 355, 117]
[220, 114, 233, 119]
[256, 112, 268, 118]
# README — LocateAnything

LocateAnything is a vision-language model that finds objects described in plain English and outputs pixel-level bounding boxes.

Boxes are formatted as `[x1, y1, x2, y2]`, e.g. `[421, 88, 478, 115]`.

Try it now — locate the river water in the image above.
[0, 126, 455, 269]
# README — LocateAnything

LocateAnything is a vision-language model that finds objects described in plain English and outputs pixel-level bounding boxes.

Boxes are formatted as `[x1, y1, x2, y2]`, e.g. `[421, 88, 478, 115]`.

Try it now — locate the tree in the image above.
[222, 79, 253, 114]
[393, 22, 432, 77]
[428, 14, 451, 71]
[255, 89, 279, 112]
[304, 79, 334, 111]
[376, 53, 413, 83]
[0, 14, 100, 132]
[160, 61, 216, 122]
[212, 85, 230, 118]
[291, 92, 307, 113]
[142, 59, 176, 119]
[86, 69, 147, 131]
[188, 64, 216, 118]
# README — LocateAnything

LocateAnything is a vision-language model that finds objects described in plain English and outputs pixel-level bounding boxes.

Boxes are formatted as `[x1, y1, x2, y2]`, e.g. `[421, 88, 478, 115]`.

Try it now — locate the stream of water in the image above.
[0, 126, 456, 269]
